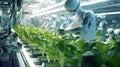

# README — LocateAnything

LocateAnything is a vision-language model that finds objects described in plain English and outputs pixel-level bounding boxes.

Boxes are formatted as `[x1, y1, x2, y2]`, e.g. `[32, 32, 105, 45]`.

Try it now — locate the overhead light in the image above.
[30, 7, 65, 17]
[95, 11, 120, 15]
[81, 0, 108, 6]
[33, 0, 45, 3]
[31, 0, 109, 17]
[32, 1, 65, 14]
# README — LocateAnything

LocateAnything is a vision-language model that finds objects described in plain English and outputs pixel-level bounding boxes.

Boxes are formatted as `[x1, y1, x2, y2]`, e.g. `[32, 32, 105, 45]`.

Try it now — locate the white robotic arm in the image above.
[0, 0, 23, 62]
[59, 0, 96, 42]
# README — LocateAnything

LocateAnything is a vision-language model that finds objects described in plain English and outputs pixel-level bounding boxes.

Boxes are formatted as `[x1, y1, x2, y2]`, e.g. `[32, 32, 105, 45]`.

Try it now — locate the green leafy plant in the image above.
[14, 25, 120, 67]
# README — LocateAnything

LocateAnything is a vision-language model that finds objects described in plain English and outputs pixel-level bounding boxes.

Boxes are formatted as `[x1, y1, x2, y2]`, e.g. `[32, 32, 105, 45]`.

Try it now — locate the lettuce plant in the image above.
[14, 25, 120, 67]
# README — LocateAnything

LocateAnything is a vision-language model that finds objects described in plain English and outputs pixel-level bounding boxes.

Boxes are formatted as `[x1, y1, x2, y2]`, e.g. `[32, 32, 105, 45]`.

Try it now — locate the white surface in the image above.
[17, 53, 26, 67]
[22, 46, 36, 67]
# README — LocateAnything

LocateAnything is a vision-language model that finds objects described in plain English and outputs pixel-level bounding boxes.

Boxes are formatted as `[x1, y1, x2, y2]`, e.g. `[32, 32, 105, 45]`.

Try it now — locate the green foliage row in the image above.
[14, 25, 120, 67]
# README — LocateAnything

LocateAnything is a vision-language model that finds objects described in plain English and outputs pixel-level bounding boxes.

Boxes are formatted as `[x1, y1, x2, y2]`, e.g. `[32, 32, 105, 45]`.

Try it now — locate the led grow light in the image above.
[30, 0, 108, 17]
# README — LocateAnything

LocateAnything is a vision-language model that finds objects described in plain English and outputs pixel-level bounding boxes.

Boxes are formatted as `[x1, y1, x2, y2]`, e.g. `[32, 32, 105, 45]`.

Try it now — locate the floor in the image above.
[0, 51, 20, 67]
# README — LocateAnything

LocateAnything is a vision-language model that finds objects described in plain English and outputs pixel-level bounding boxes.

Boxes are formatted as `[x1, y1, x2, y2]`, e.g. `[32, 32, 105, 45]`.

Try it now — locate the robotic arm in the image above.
[59, 12, 94, 34]
[59, 0, 96, 41]
[0, 0, 23, 38]
[0, 0, 23, 62]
